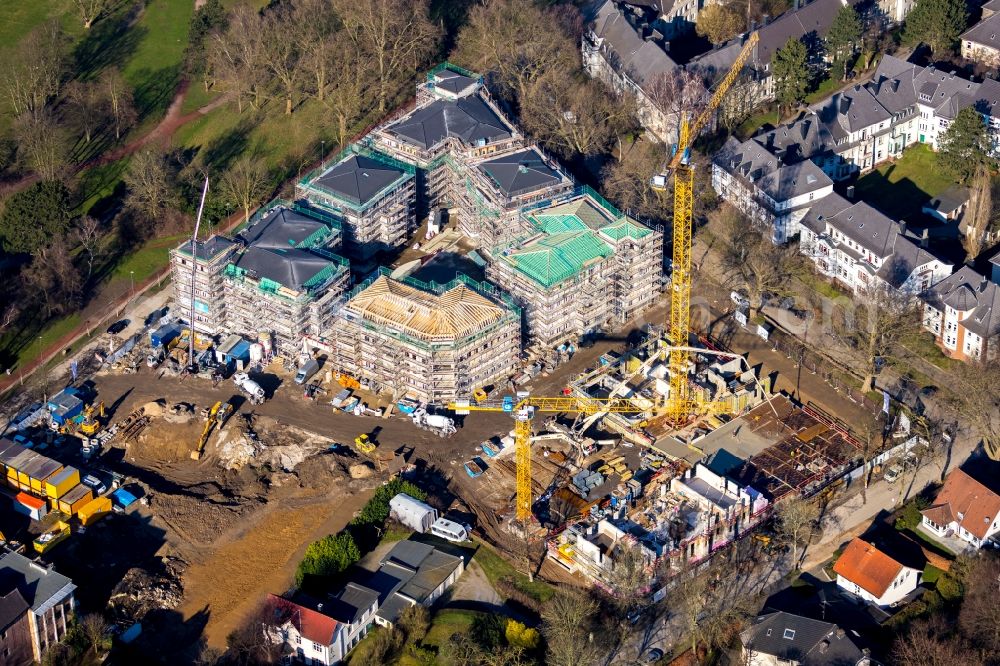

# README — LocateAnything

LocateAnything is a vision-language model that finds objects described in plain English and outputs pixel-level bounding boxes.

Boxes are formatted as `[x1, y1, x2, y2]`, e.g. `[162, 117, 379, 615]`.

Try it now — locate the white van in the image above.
[294, 359, 320, 384]
[430, 518, 469, 543]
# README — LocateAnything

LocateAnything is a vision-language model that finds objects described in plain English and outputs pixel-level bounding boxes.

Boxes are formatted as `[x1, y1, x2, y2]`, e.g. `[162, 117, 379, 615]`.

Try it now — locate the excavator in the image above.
[192, 401, 233, 460]
[79, 401, 105, 436]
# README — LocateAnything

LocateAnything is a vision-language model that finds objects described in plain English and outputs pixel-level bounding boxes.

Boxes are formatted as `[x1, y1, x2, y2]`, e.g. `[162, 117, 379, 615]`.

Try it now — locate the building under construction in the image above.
[296, 145, 416, 262]
[332, 271, 521, 402]
[169, 236, 237, 335]
[484, 191, 663, 346]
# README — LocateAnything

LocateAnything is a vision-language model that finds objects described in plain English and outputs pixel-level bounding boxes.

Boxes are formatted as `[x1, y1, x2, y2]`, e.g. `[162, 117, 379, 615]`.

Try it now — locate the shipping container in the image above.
[44, 466, 81, 500]
[11, 450, 41, 484]
[13, 492, 47, 521]
[111, 488, 138, 510]
[33, 521, 70, 554]
[57, 484, 93, 516]
[24, 457, 62, 494]
[78, 496, 113, 526]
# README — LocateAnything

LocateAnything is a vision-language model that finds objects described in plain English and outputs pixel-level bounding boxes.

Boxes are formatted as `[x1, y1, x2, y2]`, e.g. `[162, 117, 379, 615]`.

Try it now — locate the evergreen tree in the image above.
[773, 37, 809, 113]
[825, 6, 862, 79]
[0, 180, 71, 254]
[904, 0, 968, 54]
[938, 106, 990, 182]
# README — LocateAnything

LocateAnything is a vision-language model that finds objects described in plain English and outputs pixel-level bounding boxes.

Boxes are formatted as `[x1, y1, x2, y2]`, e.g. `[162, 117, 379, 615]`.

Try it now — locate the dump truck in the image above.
[411, 408, 456, 437]
[33, 521, 70, 554]
[233, 372, 265, 405]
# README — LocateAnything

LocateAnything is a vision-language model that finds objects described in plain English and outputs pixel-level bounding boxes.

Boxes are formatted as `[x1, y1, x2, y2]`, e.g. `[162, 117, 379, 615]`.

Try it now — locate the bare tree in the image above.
[696, 3, 746, 44]
[23, 237, 81, 317]
[837, 284, 921, 393]
[123, 150, 174, 222]
[100, 67, 137, 141]
[645, 68, 710, 140]
[963, 163, 992, 262]
[13, 111, 69, 181]
[219, 156, 270, 224]
[210, 6, 269, 113]
[854, 410, 889, 503]
[773, 496, 820, 566]
[80, 613, 109, 656]
[541, 591, 603, 666]
[324, 50, 370, 148]
[74, 0, 111, 29]
[334, 0, 438, 113]
[295, 0, 341, 103]
[2, 21, 67, 120]
[0, 303, 20, 336]
[453, 0, 579, 109]
[64, 80, 105, 145]
[397, 604, 430, 644]
[602, 139, 670, 222]
[947, 358, 1000, 460]
[262, 6, 302, 115]
[74, 216, 102, 282]
[958, 553, 1000, 654]
[522, 70, 635, 159]
[892, 616, 978, 665]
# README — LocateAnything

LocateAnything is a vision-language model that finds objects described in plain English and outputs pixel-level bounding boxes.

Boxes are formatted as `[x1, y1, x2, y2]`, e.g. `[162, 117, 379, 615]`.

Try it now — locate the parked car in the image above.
[645, 648, 664, 663]
[81, 474, 107, 495]
[730, 291, 750, 309]
[883, 463, 903, 484]
[106, 320, 129, 335]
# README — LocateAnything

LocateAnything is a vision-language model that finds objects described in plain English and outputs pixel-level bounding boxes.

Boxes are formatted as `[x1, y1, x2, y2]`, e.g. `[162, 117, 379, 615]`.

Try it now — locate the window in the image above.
[783, 628, 796, 640]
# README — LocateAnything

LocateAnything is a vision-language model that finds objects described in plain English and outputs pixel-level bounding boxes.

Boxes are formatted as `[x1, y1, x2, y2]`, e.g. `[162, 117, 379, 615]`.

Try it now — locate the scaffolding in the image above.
[169, 237, 237, 335]
[333, 270, 521, 402]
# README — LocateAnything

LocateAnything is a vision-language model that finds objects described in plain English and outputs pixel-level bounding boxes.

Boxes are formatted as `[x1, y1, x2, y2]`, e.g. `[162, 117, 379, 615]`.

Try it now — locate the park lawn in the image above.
[854, 144, 956, 219]
[736, 108, 778, 139]
[121, 0, 194, 121]
[180, 82, 222, 115]
[472, 539, 555, 604]
[110, 232, 188, 284]
[422, 609, 481, 648]
[0, 312, 82, 374]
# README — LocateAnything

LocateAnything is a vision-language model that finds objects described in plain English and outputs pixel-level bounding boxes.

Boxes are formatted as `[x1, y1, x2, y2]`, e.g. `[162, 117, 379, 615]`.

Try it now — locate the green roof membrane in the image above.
[505, 231, 613, 287]
[600, 217, 653, 240]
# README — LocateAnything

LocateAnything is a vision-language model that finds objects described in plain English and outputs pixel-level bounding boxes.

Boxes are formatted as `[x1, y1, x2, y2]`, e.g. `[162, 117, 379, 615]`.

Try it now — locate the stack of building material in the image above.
[572, 470, 605, 497]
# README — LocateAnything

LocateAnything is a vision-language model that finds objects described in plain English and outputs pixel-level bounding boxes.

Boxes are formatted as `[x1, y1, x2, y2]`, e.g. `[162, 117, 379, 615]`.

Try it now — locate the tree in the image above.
[904, 0, 967, 55]
[100, 68, 137, 142]
[209, 6, 269, 113]
[825, 6, 862, 79]
[355, 627, 403, 666]
[958, 553, 1000, 654]
[601, 140, 670, 223]
[938, 107, 990, 183]
[397, 604, 430, 644]
[505, 620, 540, 650]
[13, 111, 69, 181]
[188, 0, 228, 86]
[334, 0, 438, 113]
[772, 37, 809, 114]
[74, 216, 102, 282]
[123, 150, 175, 222]
[64, 80, 105, 145]
[23, 237, 81, 317]
[541, 591, 603, 666]
[323, 50, 369, 148]
[0, 180, 71, 254]
[453, 0, 579, 110]
[892, 616, 977, 665]
[80, 613, 109, 656]
[696, 3, 745, 45]
[774, 496, 820, 566]
[295, 532, 361, 586]
[73, 0, 111, 29]
[947, 358, 1000, 459]
[262, 6, 303, 114]
[962, 165, 992, 261]
[295, 0, 342, 103]
[219, 156, 270, 224]
[1, 21, 68, 120]
[645, 68, 709, 138]
[521, 70, 635, 159]
[837, 284, 921, 393]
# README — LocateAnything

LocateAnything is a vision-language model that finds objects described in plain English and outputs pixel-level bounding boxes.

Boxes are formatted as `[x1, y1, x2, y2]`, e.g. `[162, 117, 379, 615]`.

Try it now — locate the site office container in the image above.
[11, 450, 41, 486]
[78, 496, 112, 526]
[24, 457, 63, 495]
[13, 492, 47, 521]
[44, 467, 80, 500]
[56, 484, 93, 516]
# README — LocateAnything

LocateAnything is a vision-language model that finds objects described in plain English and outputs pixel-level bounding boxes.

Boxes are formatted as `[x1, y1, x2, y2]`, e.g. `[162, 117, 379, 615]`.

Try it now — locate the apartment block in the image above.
[297, 145, 416, 261]
[169, 235, 236, 335]
[962, 0, 1000, 67]
[0, 551, 76, 663]
[485, 191, 662, 346]
[333, 272, 521, 402]
[922, 265, 1000, 360]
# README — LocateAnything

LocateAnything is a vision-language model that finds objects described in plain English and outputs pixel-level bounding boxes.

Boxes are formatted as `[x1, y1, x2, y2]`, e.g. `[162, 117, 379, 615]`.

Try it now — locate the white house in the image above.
[264, 583, 379, 666]
[799, 193, 952, 295]
[961, 0, 1000, 68]
[922, 265, 1000, 361]
[833, 537, 921, 607]
[921, 468, 1000, 549]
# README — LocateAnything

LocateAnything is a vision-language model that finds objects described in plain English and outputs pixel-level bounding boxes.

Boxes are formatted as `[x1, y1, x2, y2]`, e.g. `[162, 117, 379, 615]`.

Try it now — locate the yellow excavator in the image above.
[79, 402, 105, 436]
[192, 401, 233, 460]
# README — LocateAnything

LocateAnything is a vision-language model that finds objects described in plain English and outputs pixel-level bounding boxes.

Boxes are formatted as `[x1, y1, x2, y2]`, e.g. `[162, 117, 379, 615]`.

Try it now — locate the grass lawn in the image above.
[472, 539, 555, 604]
[347, 610, 482, 666]
[806, 75, 842, 104]
[0, 312, 82, 372]
[854, 144, 956, 219]
[905, 527, 956, 557]
[902, 332, 958, 372]
[110, 233, 188, 284]
[736, 108, 779, 139]
[180, 82, 222, 115]
[121, 0, 194, 121]
[922, 564, 943, 585]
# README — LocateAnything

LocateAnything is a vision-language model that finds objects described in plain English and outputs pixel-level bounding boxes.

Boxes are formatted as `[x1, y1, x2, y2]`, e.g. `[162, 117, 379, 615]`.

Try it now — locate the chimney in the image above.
[839, 97, 851, 115]
[921, 228, 929, 248]
[763, 14, 771, 24]
[846, 185, 856, 200]
[898, 220, 907, 236]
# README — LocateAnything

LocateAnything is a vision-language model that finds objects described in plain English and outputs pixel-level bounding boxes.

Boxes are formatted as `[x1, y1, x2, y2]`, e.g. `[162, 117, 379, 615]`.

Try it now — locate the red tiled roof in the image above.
[920, 503, 955, 527]
[833, 538, 905, 598]
[264, 594, 338, 645]
[923, 468, 1000, 540]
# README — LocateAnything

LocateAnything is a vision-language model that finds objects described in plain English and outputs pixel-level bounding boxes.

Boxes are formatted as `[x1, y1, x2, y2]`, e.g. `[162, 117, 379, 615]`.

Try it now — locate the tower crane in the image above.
[448, 32, 761, 525]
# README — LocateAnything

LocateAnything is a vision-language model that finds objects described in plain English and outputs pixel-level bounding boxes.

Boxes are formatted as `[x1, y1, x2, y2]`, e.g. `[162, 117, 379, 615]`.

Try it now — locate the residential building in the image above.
[0, 551, 75, 663]
[371, 540, 465, 627]
[740, 611, 869, 666]
[0, 587, 33, 666]
[991, 247, 1000, 283]
[921, 185, 969, 223]
[799, 193, 952, 295]
[962, 9, 1000, 68]
[297, 146, 416, 261]
[878, 0, 916, 23]
[921, 468, 1000, 549]
[484, 191, 662, 346]
[833, 537, 921, 607]
[922, 265, 1000, 360]
[263, 584, 379, 666]
[169, 235, 237, 335]
[333, 272, 521, 402]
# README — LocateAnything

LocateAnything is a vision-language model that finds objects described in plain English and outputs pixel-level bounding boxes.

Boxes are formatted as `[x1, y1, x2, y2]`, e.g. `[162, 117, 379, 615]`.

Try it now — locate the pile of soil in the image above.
[108, 556, 186, 625]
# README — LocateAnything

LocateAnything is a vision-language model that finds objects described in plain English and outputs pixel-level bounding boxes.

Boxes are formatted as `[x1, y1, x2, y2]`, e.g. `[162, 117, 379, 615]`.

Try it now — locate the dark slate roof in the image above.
[755, 113, 831, 163]
[927, 266, 1000, 338]
[432, 69, 478, 95]
[741, 611, 865, 665]
[962, 12, 1000, 50]
[0, 552, 74, 613]
[389, 96, 512, 150]
[990, 247, 1000, 269]
[801, 193, 900, 256]
[0, 587, 28, 632]
[177, 235, 235, 260]
[589, 0, 678, 85]
[311, 155, 408, 207]
[875, 235, 942, 289]
[479, 149, 565, 197]
[239, 207, 329, 250]
[326, 583, 379, 625]
[372, 540, 463, 624]
[232, 246, 342, 292]
[923, 186, 969, 216]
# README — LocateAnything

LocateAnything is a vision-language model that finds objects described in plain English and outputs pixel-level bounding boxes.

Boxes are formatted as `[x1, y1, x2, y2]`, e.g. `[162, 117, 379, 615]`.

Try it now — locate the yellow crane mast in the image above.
[657, 31, 759, 423]
[449, 33, 760, 524]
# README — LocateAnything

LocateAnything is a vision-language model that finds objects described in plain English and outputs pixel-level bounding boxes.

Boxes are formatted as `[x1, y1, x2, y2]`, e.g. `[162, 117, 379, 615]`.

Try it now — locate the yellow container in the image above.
[44, 467, 80, 500]
[78, 496, 112, 526]
[56, 484, 93, 516]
